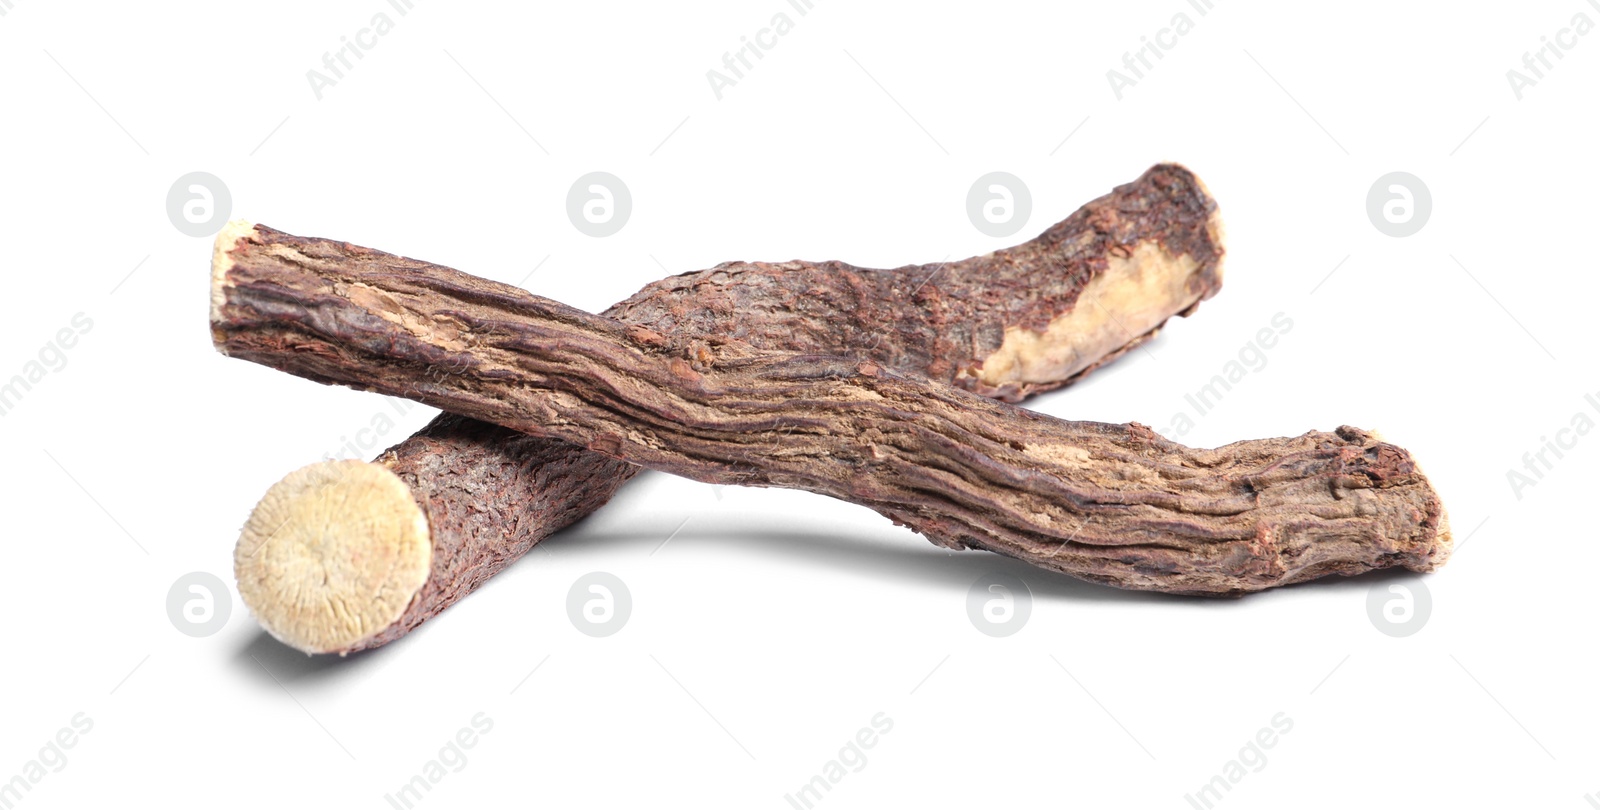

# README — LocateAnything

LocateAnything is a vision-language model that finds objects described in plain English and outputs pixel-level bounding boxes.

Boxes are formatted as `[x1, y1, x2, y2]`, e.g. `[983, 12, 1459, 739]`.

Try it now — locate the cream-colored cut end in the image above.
[965, 238, 1204, 392]
[235, 460, 432, 655]
[210, 219, 257, 326]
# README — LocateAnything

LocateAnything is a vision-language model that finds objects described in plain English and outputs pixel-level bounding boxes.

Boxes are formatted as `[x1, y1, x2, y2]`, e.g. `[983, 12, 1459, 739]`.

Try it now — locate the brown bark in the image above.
[602, 164, 1225, 403]
[212, 207, 1449, 610]
[226, 165, 1230, 653]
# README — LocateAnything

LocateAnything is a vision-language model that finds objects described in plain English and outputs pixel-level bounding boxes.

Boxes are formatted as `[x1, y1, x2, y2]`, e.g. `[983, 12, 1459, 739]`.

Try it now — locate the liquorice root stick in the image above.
[221, 166, 1230, 654]
[212, 202, 1448, 655]
[222, 165, 1227, 653]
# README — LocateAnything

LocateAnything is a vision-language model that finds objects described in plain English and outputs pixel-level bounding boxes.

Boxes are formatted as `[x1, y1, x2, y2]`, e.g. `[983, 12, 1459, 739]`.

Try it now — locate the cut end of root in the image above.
[1203, 207, 1227, 291]
[210, 219, 257, 337]
[1426, 506, 1454, 570]
[234, 460, 432, 655]
[961, 239, 1201, 397]
[1408, 449, 1455, 574]
[1347, 425, 1453, 575]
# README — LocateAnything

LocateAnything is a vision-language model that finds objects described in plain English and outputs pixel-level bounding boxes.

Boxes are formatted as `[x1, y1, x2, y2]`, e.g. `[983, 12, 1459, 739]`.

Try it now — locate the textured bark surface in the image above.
[212, 216, 1449, 602]
[604, 163, 1225, 403]
[227, 165, 1229, 652]
[364, 419, 638, 651]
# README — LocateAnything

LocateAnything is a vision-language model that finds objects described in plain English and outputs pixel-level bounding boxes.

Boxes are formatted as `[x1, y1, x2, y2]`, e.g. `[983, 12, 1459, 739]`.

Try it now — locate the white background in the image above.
[2, 1, 1596, 807]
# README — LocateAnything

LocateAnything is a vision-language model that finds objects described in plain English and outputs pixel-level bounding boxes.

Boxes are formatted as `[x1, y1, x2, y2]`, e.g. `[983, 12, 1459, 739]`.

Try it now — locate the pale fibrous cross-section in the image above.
[234, 460, 431, 654]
